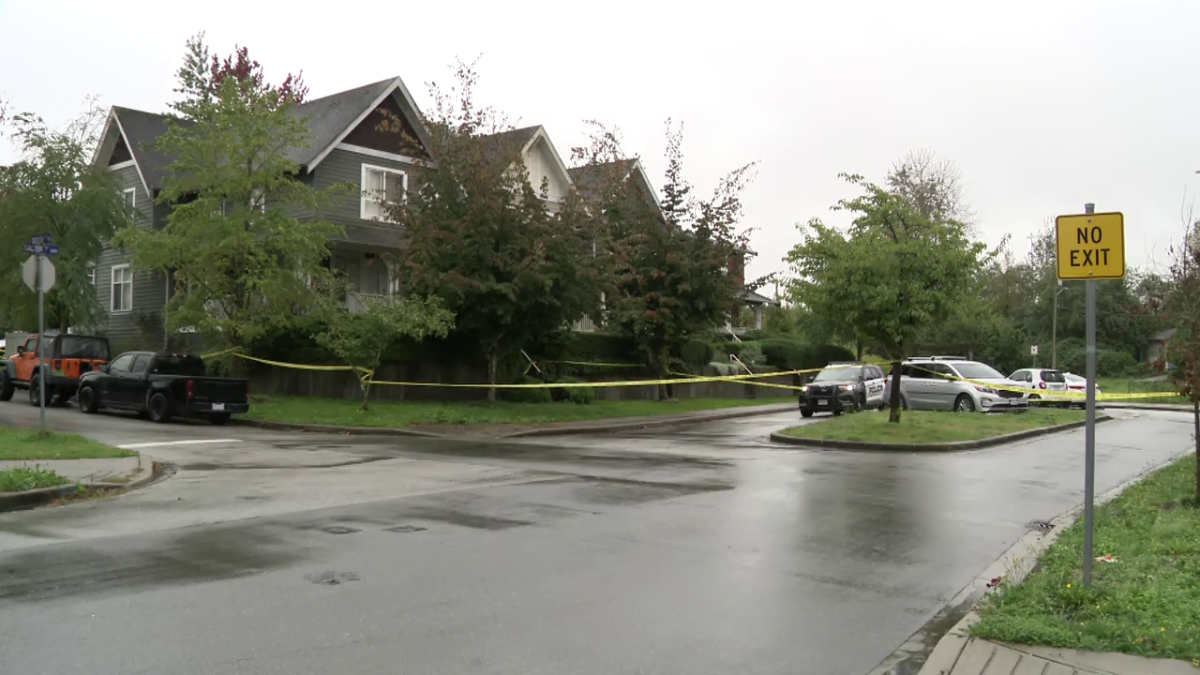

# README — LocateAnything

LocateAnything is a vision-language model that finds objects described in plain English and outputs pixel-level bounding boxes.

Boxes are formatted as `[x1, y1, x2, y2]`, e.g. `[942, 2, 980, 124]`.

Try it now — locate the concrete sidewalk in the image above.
[0, 455, 146, 485]
[1101, 402, 1194, 413]
[924, 635, 1196, 675]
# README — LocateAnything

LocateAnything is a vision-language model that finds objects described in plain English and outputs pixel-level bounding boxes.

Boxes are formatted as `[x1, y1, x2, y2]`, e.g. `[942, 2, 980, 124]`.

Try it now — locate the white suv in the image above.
[1007, 368, 1069, 403]
[885, 357, 1030, 413]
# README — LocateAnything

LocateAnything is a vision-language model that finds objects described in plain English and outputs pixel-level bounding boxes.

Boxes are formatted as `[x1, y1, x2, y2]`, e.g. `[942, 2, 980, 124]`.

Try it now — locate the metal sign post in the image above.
[1054, 205, 1125, 588]
[21, 234, 59, 433]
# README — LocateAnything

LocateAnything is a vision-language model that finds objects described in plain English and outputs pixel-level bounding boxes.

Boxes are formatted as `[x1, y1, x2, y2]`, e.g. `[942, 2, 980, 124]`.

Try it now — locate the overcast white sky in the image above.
[2, 0, 1198, 284]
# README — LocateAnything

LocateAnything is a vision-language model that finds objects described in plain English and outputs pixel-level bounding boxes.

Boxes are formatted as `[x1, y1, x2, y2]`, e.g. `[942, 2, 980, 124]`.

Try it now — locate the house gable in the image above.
[524, 133, 572, 202]
[108, 134, 133, 166]
[303, 77, 433, 172]
[341, 93, 428, 159]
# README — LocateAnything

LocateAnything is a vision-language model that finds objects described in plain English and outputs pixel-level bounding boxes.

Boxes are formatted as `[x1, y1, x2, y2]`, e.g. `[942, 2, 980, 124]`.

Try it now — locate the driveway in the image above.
[0, 402, 1193, 674]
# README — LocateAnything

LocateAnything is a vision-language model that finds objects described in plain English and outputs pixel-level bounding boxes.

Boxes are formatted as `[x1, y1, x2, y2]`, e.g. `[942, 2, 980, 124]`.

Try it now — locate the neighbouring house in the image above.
[1144, 328, 1176, 368]
[90, 77, 588, 350]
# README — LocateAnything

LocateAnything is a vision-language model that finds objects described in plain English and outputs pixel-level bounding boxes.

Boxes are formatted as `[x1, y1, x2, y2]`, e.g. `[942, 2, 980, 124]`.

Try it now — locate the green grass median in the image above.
[0, 428, 135, 460]
[971, 453, 1200, 661]
[777, 408, 1087, 445]
[244, 396, 782, 429]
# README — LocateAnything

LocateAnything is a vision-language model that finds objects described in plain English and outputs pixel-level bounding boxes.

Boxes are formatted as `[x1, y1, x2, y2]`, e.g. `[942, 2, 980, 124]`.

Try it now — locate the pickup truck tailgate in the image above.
[191, 378, 247, 403]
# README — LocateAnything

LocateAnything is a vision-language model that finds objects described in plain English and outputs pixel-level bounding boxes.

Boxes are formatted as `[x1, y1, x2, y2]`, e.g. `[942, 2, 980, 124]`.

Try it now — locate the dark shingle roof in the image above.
[478, 126, 540, 165]
[110, 77, 404, 188]
[567, 159, 637, 201]
[113, 106, 188, 189]
[288, 77, 397, 166]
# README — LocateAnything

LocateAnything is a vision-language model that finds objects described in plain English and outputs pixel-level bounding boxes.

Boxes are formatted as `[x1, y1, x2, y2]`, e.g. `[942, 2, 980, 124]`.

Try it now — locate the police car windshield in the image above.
[813, 367, 859, 382]
[951, 363, 1004, 379]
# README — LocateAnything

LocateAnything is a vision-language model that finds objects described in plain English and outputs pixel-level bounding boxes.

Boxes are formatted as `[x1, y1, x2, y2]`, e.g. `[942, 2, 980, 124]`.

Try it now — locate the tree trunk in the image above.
[486, 350, 498, 403]
[1193, 397, 1199, 501]
[888, 360, 903, 423]
[360, 380, 371, 411]
[856, 339, 863, 362]
[229, 339, 245, 379]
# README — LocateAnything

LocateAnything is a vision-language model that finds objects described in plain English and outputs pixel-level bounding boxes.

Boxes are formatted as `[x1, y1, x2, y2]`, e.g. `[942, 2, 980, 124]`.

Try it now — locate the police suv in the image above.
[798, 362, 888, 418]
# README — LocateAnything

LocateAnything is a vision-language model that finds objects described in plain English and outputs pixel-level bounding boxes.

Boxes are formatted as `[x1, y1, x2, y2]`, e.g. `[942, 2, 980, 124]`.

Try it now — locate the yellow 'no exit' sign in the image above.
[1055, 212, 1126, 280]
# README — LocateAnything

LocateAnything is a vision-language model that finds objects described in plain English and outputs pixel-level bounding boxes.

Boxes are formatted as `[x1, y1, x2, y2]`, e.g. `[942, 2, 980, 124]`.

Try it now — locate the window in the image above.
[950, 363, 1003, 380]
[131, 354, 150, 374]
[107, 353, 135, 374]
[111, 265, 133, 312]
[87, 264, 96, 286]
[121, 188, 136, 215]
[360, 164, 406, 221]
[1041, 370, 1066, 383]
[22, 337, 39, 356]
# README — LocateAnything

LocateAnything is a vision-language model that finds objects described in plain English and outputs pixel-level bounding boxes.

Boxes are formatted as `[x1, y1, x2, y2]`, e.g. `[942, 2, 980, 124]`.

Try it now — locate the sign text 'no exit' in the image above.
[1055, 212, 1125, 280]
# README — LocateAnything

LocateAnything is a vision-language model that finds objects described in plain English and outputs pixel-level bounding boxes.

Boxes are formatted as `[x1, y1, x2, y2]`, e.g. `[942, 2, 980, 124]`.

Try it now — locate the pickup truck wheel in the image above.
[800, 409, 814, 418]
[147, 392, 173, 423]
[208, 413, 231, 426]
[0, 372, 13, 401]
[78, 386, 98, 414]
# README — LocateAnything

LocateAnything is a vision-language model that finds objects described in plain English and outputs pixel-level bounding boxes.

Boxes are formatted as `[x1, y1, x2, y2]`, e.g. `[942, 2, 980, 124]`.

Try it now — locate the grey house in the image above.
[91, 77, 437, 351]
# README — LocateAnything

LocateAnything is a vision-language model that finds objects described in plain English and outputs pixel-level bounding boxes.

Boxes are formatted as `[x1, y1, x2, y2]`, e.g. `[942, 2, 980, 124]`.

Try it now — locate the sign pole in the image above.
[36, 253, 46, 432]
[1082, 202, 1097, 588]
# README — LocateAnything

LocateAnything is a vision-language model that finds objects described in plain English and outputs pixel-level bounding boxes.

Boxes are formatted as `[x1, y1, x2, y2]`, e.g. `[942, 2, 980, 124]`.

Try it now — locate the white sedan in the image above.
[1063, 372, 1102, 396]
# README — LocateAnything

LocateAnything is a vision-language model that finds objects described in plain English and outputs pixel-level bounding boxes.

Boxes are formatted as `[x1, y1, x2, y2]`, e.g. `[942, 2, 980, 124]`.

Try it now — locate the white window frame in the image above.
[121, 187, 136, 214]
[87, 264, 96, 286]
[110, 264, 133, 313]
[360, 163, 407, 222]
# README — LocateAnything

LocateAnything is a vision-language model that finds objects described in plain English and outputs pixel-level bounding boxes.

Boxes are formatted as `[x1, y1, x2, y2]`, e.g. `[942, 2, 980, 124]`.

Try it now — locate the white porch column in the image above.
[754, 306, 764, 330]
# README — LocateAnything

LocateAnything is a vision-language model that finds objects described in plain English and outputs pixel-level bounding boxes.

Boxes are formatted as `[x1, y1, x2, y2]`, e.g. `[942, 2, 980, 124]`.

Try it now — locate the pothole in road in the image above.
[305, 571, 361, 586]
[319, 526, 360, 535]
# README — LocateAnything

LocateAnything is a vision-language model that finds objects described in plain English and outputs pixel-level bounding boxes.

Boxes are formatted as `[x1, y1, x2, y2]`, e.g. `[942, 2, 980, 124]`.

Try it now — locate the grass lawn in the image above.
[778, 408, 1087, 444]
[0, 428, 135, 460]
[0, 466, 69, 492]
[245, 395, 783, 428]
[1098, 377, 1190, 405]
[971, 453, 1200, 661]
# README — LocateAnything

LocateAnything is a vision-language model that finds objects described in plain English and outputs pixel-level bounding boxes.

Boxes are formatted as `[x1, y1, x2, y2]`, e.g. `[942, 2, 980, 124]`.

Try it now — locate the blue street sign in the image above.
[22, 243, 37, 254]
[30, 233, 52, 245]
[45, 245, 60, 256]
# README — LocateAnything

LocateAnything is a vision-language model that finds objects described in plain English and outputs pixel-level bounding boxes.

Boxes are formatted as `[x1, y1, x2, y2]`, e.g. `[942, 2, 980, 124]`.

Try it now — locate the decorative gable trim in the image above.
[93, 109, 151, 196]
[306, 78, 430, 173]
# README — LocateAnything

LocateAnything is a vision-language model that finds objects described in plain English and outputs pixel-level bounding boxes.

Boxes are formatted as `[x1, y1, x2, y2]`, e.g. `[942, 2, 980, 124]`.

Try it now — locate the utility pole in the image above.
[36, 251, 46, 431]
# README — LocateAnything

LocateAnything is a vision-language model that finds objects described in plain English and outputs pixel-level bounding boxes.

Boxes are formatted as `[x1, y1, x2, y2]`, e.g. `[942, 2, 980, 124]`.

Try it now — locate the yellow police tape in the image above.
[197, 349, 1182, 400]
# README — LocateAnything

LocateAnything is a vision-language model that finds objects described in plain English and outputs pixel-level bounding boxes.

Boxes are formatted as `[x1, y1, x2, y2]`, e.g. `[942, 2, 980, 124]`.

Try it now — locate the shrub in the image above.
[759, 338, 808, 370]
[550, 375, 595, 405]
[681, 339, 715, 365]
[737, 342, 766, 366]
[1096, 349, 1137, 377]
[563, 332, 639, 362]
[499, 376, 554, 404]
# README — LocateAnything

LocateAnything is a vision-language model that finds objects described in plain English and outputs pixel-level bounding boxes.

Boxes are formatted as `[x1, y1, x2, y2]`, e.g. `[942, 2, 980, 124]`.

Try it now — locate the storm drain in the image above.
[319, 526, 360, 535]
[1026, 520, 1054, 533]
[384, 525, 428, 533]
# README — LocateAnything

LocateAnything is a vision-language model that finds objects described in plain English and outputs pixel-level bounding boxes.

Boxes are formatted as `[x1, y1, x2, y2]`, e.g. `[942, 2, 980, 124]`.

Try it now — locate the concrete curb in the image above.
[1099, 402, 1194, 413]
[233, 418, 442, 438]
[501, 403, 796, 438]
[233, 403, 796, 439]
[0, 457, 166, 513]
[768, 416, 1112, 452]
[867, 447, 1193, 675]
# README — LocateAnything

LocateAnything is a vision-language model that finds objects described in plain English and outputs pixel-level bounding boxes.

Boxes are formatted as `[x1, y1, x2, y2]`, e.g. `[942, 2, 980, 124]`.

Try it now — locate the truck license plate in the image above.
[818, 399, 828, 406]
[212, 403, 225, 412]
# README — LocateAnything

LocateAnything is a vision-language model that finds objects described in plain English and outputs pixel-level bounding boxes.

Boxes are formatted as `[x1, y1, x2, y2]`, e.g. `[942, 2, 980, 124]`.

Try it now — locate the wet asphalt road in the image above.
[0, 403, 1195, 675]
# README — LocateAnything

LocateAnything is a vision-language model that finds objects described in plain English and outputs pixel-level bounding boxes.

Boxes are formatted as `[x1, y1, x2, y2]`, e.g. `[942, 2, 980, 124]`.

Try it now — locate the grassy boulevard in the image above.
[971, 454, 1200, 662]
[0, 428, 134, 493]
[778, 408, 1087, 444]
[245, 396, 784, 429]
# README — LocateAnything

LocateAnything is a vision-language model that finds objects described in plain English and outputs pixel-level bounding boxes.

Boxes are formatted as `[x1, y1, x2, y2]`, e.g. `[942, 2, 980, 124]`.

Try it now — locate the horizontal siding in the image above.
[312, 147, 428, 251]
[97, 165, 165, 352]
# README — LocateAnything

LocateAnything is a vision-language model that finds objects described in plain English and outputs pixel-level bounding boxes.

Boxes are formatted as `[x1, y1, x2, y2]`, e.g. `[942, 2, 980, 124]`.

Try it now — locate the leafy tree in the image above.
[114, 35, 342, 373]
[887, 149, 975, 232]
[573, 122, 755, 399]
[1162, 212, 1200, 499]
[0, 100, 125, 332]
[388, 61, 606, 401]
[314, 295, 454, 409]
[786, 174, 985, 421]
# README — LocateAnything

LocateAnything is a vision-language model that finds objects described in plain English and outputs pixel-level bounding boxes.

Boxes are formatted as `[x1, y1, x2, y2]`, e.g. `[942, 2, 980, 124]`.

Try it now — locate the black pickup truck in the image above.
[76, 351, 249, 425]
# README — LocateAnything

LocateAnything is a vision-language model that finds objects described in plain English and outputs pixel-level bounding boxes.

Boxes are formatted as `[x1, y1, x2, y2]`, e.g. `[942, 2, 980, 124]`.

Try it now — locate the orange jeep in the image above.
[0, 333, 110, 406]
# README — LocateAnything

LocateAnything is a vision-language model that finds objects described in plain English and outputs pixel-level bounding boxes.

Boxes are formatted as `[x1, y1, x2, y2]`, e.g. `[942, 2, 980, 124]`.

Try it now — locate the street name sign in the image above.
[1055, 212, 1125, 280]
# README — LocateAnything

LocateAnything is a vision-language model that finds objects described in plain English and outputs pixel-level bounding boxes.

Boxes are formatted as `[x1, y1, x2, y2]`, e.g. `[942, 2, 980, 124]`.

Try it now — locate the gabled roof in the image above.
[480, 125, 575, 197]
[568, 158, 661, 211]
[94, 76, 431, 188]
